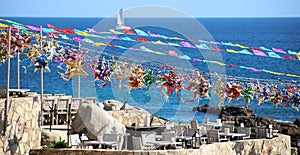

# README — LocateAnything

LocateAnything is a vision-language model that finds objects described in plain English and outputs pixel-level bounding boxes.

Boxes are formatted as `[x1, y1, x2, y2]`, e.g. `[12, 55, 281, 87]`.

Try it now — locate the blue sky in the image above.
[1, 0, 300, 17]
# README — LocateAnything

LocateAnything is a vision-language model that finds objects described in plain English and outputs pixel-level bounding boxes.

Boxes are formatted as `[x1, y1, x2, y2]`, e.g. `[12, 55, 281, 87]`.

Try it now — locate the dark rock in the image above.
[193, 104, 222, 115]
[219, 106, 255, 118]
[192, 104, 210, 112]
[294, 118, 300, 127]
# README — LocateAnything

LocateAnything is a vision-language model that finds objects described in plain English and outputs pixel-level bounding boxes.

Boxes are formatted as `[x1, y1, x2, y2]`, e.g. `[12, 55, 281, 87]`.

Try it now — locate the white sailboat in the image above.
[115, 8, 130, 30]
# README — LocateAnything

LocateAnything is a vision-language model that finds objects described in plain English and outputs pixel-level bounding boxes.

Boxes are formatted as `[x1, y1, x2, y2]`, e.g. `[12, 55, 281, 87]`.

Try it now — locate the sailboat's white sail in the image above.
[115, 8, 130, 30]
[117, 8, 123, 26]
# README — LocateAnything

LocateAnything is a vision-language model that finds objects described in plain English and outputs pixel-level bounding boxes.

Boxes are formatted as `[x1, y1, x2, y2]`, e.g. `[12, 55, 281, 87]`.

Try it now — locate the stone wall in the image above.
[0, 96, 41, 155]
[30, 133, 291, 155]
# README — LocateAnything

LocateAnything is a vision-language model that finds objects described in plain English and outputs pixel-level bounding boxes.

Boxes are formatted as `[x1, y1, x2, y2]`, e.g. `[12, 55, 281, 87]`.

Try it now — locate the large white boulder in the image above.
[72, 101, 126, 149]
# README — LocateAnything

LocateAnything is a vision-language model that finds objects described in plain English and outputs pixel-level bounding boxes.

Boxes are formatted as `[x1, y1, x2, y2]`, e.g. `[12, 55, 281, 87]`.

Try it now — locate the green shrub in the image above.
[49, 140, 70, 148]
[251, 126, 256, 132]
[234, 126, 238, 132]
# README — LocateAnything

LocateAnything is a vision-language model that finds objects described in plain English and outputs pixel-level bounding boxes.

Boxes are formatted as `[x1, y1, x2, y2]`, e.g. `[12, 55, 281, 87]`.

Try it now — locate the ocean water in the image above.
[0, 17, 300, 124]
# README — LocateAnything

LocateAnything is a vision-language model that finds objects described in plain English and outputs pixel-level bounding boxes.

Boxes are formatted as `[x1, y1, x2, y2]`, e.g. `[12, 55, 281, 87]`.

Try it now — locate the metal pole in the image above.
[67, 103, 71, 144]
[78, 42, 80, 98]
[40, 25, 44, 126]
[78, 76, 80, 98]
[3, 26, 11, 135]
[17, 51, 20, 89]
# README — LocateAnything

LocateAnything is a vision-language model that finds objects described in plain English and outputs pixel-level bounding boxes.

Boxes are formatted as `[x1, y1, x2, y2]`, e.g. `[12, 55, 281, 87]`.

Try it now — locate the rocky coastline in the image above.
[193, 104, 300, 147]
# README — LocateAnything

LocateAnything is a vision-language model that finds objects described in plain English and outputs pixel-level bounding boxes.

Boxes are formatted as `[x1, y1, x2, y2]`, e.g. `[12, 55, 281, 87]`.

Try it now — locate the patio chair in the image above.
[222, 124, 235, 133]
[190, 120, 199, 129]
[256, 127, 267, 139]
[185, 128, 207, 145]
[102, 133, 118, 149]
[70, 134, 81, 148]
[56, 97, 70, 124]
[43, 94, 52, 98]
[203, 124, 214, 131]
[207, 129, 228, 143]
[57, 97, 70, 113]
[71, 98, 82, 109]
[44, 97, 55, 111]
[70, 98, 82, 116]
[132, 136, 143, 150]
[43, 97, 56, 125]
[181, 129, 199, 148]
[183, 129, 197, 137]
[173, 125, 183, 137]
[54, 94, 65, 97]
[141, 131, 156, 150]
[165, 122, 175, 130]
[83, 97, 96, 104]
[80, 134, 91, 149]
[223, 121, 235, 127]
[164, 128, 177, 137]
[162, 132, 176, 142]
[238, 127, 251, 140]
[161, 132, 181, 149]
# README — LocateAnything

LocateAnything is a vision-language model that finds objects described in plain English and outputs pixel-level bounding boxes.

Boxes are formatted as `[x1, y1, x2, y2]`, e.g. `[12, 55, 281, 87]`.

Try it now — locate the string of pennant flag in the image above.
[1, 18, 300, 62]
[1, 18, 300, 79]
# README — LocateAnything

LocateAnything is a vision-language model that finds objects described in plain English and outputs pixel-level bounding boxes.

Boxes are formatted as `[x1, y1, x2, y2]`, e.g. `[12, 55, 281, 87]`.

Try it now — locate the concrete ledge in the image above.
[30, 133, 291, 155]
[30, 149, 201, 155]
[199, 133, 291, 155]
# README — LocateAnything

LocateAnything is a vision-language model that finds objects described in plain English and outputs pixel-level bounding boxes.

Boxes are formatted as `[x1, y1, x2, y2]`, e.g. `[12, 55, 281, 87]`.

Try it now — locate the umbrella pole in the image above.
[3, 26, 11, 135]
[40, 25, 44, 126]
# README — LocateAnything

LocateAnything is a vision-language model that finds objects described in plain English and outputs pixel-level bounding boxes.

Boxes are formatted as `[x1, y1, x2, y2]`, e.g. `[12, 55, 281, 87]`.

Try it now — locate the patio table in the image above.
[147, 141, 181, 150]
[219, 132, 247, 141]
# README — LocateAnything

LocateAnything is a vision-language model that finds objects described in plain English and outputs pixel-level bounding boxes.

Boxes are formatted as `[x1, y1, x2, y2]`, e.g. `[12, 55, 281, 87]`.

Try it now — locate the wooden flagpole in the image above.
[17, 51, 20, 89]
[3, 26, 11, 135]
[40, 25, 44, 126]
